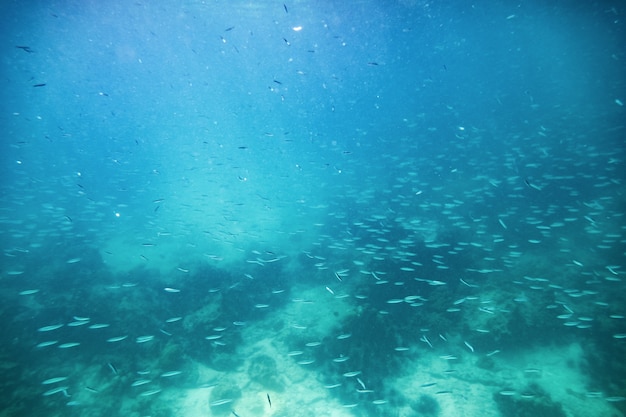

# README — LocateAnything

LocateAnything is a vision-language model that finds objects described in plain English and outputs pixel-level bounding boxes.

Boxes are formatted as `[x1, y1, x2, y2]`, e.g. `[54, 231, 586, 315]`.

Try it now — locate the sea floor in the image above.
[19, 280, 624, 417]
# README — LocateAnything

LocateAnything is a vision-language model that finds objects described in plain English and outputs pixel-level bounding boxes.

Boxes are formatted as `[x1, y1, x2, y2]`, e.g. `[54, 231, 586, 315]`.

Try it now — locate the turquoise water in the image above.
[1, 1, 624, 416]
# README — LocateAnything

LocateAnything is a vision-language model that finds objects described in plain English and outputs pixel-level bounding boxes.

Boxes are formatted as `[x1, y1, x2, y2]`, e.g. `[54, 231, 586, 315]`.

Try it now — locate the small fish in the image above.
[131, 379, 151, 387]
[209, 399, 233, 407]
[38, 324, 64, 332]
[267, 393, 272, 408]
[420, 335, 433, 348]
[58, 342, 80, 348]
[160, 370, 182, 378]
[136, 335, 154, 343]
[108, 363, 118, 375]
[166, 317, 183, 323]
[43, 386, 69, 396]
[356, 377, 366, 390]
[524, 178, 542, 191]
[106, 335, 128, 343]
[606, 396, 626, 402]
[16, 45, 34, 53]
[42, 377, 68, 385]
[283, 3, 288, 13]
[460, 278, 478, 288]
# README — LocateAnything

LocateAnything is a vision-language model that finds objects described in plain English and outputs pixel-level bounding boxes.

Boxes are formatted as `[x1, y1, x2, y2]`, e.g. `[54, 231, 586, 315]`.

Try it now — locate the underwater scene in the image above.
[1, 1, 625, 416]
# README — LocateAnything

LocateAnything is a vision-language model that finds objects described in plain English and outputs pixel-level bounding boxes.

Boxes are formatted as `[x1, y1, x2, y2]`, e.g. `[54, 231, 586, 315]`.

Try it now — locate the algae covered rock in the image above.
[209, 379, 241, 415]
[410, 394, 440, 416]
[247, 354, 284, 392]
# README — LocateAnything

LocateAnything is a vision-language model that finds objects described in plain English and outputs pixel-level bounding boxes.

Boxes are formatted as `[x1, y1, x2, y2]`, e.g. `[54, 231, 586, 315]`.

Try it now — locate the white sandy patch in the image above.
[499, 343, 623, 417]
[387, 342, 623, 417]
[175, 337, 358, 417]
[391, 350, 501, 417]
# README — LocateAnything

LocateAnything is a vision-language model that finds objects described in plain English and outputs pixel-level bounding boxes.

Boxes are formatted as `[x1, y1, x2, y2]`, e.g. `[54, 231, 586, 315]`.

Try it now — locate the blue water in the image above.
[1, 1, 625, 416]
